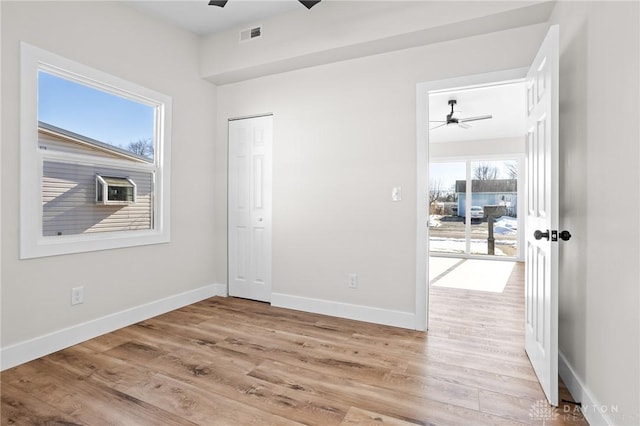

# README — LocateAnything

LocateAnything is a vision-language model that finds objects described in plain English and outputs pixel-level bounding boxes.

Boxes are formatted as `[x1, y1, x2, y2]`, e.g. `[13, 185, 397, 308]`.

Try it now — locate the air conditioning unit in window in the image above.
[95, 174, 136, 205]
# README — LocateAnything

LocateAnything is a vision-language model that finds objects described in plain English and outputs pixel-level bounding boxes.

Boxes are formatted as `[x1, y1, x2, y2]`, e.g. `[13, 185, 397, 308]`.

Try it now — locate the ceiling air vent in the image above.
[240, 26, 262, 43]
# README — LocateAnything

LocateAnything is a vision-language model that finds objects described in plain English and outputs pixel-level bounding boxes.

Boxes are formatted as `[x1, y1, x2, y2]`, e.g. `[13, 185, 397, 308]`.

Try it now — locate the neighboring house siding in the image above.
[38, 124, 154, 237]
[39, 133, 125, 160]
[456, 179, 518, 217]
[42, 161, 153, 236]
[458, 192, 518, 217]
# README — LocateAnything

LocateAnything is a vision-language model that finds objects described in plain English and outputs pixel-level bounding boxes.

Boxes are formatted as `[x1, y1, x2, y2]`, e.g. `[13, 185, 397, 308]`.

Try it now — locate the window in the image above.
[429, 159, 521, 258]
[20, 43, 172, 258]
[95, 175, 136, 205]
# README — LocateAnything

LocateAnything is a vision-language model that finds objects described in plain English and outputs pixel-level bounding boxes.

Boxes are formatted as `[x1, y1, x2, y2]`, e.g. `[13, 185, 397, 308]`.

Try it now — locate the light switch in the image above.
[392, 186, 402, 201]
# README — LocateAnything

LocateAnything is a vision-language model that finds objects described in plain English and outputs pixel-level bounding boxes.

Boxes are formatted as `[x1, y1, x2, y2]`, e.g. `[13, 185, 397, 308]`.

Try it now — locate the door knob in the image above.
[559, 230, 571, 241]
[534, 230, 549, 241]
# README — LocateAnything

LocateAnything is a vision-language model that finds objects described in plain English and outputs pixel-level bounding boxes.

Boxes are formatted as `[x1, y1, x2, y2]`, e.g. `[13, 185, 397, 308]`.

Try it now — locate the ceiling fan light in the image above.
[299, 0, 321, 9]
[208, 0, 228, 7]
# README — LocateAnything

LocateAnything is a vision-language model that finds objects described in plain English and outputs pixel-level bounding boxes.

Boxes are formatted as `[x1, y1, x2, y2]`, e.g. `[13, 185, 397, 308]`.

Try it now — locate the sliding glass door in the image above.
[429, 159, 520, 258]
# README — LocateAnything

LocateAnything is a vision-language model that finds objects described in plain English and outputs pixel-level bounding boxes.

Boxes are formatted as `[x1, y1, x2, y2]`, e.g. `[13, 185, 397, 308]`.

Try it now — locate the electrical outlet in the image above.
[348, 273, 358, 289]
[71, 286, 84, 305]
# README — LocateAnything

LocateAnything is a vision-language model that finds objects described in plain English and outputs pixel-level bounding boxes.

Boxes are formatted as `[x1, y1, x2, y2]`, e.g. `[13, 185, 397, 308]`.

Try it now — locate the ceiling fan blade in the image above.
[430, 123, 448, 131]
[299, 0, 321, 9]
[457, 122, 472, 129]
[429, 120, 447, 123]
[209, 0, 320, 9]
[459, 114, 492, 123]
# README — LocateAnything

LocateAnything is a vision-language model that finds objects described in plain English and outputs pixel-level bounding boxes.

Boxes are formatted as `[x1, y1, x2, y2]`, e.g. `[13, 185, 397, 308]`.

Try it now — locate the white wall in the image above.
[430, 137, 525, 159]
[550, 2, 640, 424]
[201, 1, 553, 84]
[1, 2, 218, 365]
[214, 23, 548, 323]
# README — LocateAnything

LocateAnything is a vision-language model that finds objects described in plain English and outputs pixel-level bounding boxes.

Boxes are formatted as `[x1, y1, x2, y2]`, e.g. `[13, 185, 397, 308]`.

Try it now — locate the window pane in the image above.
[43, 161, 153, 237]
[469, 160, 518, 257]
[429, 162, 466, 254]
[38, 70, 155, 162]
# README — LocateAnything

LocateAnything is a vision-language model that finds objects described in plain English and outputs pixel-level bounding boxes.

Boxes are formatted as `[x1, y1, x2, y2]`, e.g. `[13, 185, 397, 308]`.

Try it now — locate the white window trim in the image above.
[95, 175, 137, 205]
[20, 42, 172, 258]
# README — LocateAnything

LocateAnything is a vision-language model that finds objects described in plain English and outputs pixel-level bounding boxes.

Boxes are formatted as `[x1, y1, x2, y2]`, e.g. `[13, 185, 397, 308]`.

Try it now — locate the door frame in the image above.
[416, 67, 528, 331]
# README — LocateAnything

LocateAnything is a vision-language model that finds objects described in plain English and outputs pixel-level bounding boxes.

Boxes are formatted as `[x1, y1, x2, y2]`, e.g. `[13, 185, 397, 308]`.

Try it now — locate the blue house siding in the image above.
[456, 179, 518, 217]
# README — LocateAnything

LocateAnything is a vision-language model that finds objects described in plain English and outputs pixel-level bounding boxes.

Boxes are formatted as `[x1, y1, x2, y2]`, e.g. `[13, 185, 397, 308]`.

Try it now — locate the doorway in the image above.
[415, 68, 530, 332]
[426, 81, 526, 338]
[417, 25, 560, 406]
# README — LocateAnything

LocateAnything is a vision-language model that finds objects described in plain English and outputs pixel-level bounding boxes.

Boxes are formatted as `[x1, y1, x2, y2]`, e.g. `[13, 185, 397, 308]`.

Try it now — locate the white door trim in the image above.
[415, 67, 528, 331]
[229, 113, 274, 121]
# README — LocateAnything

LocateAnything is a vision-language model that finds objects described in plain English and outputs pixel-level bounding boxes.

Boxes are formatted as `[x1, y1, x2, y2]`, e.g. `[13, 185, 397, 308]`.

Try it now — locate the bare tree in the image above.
[429, 179, 443, 205]
[473, 162, 499, 181]
[126, 138, 154, 159]
[504, 161, 519, 179]
[445, 183, 458, 202]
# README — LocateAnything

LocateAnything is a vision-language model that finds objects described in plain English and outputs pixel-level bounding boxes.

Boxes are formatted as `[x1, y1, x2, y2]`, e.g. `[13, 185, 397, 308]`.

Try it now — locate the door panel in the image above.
[524, 25, 559, 406]
[228, 115, 273, 302]
[235, 226, 248, 281]
[254, 156, 264, 209]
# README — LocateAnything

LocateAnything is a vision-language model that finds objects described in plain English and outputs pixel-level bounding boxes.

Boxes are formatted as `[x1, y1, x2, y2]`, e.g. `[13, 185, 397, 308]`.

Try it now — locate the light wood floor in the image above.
[2, 262, 586, 425]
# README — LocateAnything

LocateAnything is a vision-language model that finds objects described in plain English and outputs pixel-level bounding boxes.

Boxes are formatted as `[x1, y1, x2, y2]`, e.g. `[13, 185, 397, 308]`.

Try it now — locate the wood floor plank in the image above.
[405, 359, 545, 400]
[0, 260, 587, 425]
[247, 359, 523, 425]
[213, 333, 393, 384]
[380, 370, 480, 410]
[125, 372, 304, 425]
[197, 316, 410, 371]
[79, 331, 131, 353]
[340, 407, 421, 425]
[42, 345, 156, 392]
[1, 383, 81, 426]
[3, 358, 198, 426]
[140, 353, 351, 424]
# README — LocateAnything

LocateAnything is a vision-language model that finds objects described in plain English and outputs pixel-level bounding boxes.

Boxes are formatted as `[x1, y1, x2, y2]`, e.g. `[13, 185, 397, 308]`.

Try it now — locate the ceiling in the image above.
[428, 82, 525, 144]
[125, 1, 527, 144]
[124, 1, 303, 36]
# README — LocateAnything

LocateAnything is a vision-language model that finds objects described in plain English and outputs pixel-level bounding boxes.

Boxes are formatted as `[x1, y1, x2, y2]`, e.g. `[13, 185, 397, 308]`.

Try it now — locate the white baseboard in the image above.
[559, 350, 615, 425]
[1, 283, 227, 371]
[213, 282, 228, 297]
[271, 292, 417, 330]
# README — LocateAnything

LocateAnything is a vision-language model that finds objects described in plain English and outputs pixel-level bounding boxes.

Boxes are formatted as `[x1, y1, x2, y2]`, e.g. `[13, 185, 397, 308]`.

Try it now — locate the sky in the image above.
[38, 70, 155, 153]
[430, 160, 517, 192]
[430, 162, 466, 192]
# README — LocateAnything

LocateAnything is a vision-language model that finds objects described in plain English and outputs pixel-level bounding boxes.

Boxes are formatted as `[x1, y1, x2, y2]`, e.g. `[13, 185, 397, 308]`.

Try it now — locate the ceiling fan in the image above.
[208, 0, 321, 9]
[430, 99, 492, 130]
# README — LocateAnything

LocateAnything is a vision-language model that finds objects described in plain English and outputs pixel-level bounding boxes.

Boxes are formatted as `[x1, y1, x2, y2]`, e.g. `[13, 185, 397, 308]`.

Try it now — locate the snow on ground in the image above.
[494, 216, 517, 235]
[429, 215, 518, 235]
[428, 215, 443, 227]
[428, 215, 518, 255]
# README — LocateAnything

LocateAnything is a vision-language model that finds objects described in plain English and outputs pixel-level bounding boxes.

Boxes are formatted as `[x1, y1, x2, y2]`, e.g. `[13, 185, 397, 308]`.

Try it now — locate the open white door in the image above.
[228, 115, 273, 302]
[524, 25, 560, 406]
